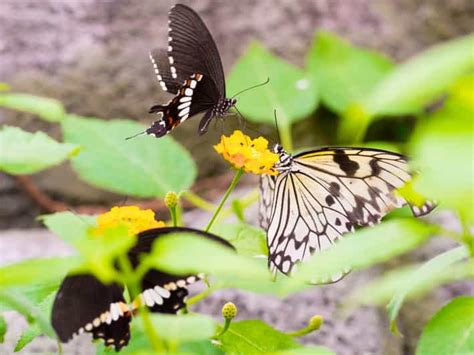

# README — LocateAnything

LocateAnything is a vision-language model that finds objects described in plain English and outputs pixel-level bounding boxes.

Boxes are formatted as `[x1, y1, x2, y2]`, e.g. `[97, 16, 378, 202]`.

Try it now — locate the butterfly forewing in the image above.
[168, 4, 226, 97]
[261, 147, 435, 277]
[149, 49, 181, 94]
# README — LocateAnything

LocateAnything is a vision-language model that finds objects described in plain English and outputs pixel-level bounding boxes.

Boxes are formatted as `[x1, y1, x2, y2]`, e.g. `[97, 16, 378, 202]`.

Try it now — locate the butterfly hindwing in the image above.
[261, 147, 435, 277]
[52, 227, 233, 350]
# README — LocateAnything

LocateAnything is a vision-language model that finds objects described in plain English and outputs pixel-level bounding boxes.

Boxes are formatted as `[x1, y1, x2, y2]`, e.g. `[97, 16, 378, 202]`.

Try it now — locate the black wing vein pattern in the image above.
[261, 148, 435, 278]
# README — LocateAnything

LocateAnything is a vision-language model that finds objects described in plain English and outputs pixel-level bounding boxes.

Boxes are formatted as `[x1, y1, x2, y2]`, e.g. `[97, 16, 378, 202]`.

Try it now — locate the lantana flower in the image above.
[214, 130, 279, 175]
[94, 206, 165, 236]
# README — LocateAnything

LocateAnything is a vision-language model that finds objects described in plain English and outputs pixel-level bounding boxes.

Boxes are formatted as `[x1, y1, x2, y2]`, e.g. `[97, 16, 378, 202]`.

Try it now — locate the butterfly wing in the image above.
[265, 148, 435, 277]
[259, 174, 276, 231]
[52, 227, 233, 349]
[149, 49, 181, 94]
[51, 274, 131, 351]
[167, 4, 226, 98]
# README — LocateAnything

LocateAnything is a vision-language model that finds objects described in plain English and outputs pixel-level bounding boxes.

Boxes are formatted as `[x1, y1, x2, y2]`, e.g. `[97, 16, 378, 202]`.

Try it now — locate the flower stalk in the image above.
[287, 315, 324, 337]
[205, 168, 243, 232]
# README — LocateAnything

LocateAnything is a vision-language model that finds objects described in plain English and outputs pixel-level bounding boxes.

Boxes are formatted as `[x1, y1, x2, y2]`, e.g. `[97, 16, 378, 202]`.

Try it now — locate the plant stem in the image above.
[218, 188, 260, 221]
[181, 191, 216, 212]
[279, 121, 293, 152]
[214, 318, 232, 338]
[205, 169, 243, 232]
[117, 255, 163, 352]
[186, 286, 215, 307]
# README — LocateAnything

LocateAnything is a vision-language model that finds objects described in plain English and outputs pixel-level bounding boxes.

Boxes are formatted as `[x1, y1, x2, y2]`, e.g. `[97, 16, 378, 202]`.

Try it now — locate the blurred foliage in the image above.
[0, 30, 473, 353]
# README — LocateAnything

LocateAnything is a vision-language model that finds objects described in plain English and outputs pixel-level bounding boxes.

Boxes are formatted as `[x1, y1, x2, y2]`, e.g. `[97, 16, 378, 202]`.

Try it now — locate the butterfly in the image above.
[51, 227, 232, 351]
[259, 145, 435, 279]
[146, 4, 235, 138]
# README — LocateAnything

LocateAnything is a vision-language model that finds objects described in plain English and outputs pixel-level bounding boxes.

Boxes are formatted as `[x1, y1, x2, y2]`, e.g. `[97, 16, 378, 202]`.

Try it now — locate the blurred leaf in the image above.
[0, 126, 80, 175]
[179, 340, 223, 355]
[410, 75, 474, 222]
[150, 314, 215, 342]
[295, 219, 436, 283]
[306, 31, 393, 113]
[76, 226, 135, 283]
[211, 223, 268, 257]
[362, 34, 474, 116]
[275, 347, 335, 355]
[416, 296, 474, 355]
[0, 289, 55, 340]
[218, 320, 300, 353]
[227, 41, 318, 127]
[40, 211, 96, 245]
[144, 232, 306, 296]
[0, 93, 65, 122]
[0, 257, 79, 288]
[347, 246, 472, 333]
[62, 115, 196, 198]
[14, 292, 56, 352]
[0, 280, 60, 312]
[0, 315, 6, 343]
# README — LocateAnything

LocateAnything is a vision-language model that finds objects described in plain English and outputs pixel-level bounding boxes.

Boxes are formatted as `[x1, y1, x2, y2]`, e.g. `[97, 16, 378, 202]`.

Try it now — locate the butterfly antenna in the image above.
[231, 77, 270, 99]
[274, 109, 281, 145]
[125, 131, 146, 140]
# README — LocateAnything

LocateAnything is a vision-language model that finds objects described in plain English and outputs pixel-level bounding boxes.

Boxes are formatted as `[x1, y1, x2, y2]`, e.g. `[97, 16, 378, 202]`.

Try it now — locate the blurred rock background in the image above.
[0, 0, 473, 354]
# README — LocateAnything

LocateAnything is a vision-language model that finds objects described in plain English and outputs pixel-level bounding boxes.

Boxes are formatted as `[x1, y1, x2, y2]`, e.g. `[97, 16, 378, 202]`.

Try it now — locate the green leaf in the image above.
[0, 280, 60, 312]
[0, 93, 65, 122]
[210, 223, 268, 257]
[0, 126, 80, 175]
[62, 115, 196, 198]
[227, 41, 318, 127]
[178, 340, 223, 355]
[14, 292, 56, 352]
[218, 320, 300, 353]
[295, 219, 436, 283]
[362, 34, 474, 116]
[40, 211, 96, 245]
[347, 246, 472, 332]
[0, 257, 80, 288]
[150, 314, 216, 342]
[416, 296, 474, 355]
[274, 347, 336, 355]
[410, 75, 474, 222]
[0, 315, 6, 343]
[306, 31, 393, 113]
[144, 232, 306, 296]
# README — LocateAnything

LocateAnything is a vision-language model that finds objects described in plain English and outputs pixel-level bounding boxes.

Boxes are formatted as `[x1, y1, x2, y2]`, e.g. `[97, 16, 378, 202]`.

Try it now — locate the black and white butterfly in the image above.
[259, 145, 435, 279]
[51, 227, 232, 351]
[146, 4, 235, 138]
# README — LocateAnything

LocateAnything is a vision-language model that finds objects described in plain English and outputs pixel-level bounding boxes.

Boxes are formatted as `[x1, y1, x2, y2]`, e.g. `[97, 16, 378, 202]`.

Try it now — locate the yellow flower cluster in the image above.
[95, 206, 165, 237]
[214, 130, 279, 175]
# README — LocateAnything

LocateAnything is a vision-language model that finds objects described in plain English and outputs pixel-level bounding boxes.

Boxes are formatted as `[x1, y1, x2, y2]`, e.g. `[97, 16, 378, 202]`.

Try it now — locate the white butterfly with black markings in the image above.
[259, 144, 435, 280]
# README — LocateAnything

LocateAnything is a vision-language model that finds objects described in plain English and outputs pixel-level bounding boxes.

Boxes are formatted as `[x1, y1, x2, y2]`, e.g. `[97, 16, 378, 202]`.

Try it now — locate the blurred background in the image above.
[0, 1, 473, 354]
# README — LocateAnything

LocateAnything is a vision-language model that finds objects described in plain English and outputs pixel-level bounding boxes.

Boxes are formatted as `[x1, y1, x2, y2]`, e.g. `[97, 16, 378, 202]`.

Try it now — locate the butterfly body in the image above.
[146, 4, 235, 137]
[260, 145, 435, 278]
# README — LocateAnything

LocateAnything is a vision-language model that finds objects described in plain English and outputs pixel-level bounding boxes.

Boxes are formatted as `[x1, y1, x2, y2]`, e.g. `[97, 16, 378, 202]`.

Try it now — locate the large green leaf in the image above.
[143, 232, 306, 296]
[306, 31, 393, 113]
[362, 34, 474, 116]
[227, 41, 318, 127]
[410, 75, 474, 222]
[0, 315, 6, 344]
[0, 126, 79, 175]
[218, 320, 300, 354]
[0, 257, 79, 288]
[210, 223, 268, 257]
[295, 219, 436, 283]
[0, 93, 65, 122]
[150, 314, 216, 342]
[40, 211, 96, 245]
[62, 115, 196, 198]
[416, 296, 474, 355]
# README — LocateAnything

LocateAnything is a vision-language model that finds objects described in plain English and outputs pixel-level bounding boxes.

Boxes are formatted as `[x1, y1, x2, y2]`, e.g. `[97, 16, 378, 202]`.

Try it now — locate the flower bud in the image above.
[165, 191, 178, 209]
[308, 315, 324, 330]
[221, 302, 237, 320]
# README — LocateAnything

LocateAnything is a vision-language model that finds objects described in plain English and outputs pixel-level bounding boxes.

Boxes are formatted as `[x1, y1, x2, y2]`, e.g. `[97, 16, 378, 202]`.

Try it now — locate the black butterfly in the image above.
[146, 4, 235, 137]
[51, 227, 232, 351]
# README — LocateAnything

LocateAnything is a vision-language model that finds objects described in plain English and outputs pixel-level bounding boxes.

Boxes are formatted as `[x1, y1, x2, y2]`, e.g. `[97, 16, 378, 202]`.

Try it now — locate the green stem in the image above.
[117, 255, 163, 352]
[175, 203, 183, 227]
[214, 318, 232, 338]
[218, 188, 260, 221]
[181, 191, 216, 212]
[279, 122, 293, 152]
[186, 286, 215, 307]
[205, 169, 243, 232]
